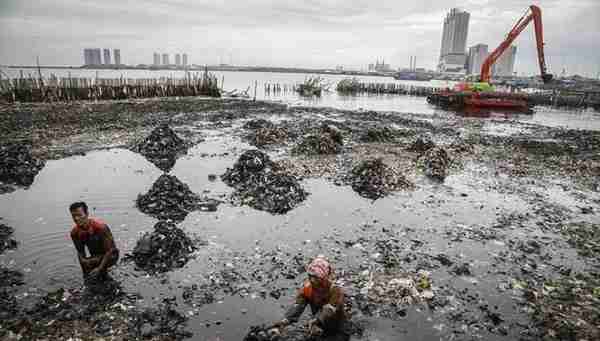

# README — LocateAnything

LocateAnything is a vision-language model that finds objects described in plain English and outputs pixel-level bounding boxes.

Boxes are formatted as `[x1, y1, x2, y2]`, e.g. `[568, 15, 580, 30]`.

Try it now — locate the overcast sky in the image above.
[1, 0, 599, 76]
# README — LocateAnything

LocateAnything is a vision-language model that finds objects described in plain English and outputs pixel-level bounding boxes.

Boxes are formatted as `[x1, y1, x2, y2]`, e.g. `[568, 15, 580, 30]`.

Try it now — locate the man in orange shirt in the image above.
[69, 202, 119, 280]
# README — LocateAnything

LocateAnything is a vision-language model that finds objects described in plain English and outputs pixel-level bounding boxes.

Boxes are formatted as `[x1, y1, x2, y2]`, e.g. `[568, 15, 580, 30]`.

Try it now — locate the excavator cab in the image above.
[542, 73, 553, 84]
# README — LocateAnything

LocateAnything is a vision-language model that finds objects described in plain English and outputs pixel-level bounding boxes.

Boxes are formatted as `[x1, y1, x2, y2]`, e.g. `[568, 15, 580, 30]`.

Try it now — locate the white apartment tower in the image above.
[467, 44, 489, 75]
[438, 8, 470, 73]
[493, 45, 517, 77]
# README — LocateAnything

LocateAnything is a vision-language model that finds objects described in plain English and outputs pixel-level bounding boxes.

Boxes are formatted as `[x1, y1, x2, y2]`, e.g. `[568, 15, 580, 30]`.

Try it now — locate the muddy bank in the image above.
[1, 97, 600, 340]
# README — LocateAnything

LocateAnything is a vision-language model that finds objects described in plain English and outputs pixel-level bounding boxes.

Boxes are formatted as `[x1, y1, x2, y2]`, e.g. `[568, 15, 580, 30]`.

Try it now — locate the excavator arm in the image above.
[480, 5, 552, 84]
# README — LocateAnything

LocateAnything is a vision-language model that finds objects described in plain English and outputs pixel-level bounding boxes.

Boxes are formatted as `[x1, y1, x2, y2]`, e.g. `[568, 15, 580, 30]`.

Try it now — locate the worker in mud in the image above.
[273, 256, 350, 341]
[69, 202, 119, 280]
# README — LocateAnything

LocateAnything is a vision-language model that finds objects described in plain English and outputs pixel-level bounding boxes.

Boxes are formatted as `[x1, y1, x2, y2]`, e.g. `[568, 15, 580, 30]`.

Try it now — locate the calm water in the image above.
[4, 68, 600, 130]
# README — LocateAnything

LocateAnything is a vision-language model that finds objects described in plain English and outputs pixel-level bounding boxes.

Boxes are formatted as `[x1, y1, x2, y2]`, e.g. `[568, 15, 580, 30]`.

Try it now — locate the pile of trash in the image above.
[292, 124, 344, 155]
[244, 324, 311, 341]
[128, 221, 202, 273]
[222, 150, 308, 214]
[352, 270, 435, 318]
[559, 222, 600, 258]
[134, 123, 189, 171]
[0, 142, 45, 187]
[0, 223, 18, 254]
[129, 297, 192, 340]
[408, 137, 435, 153]
[136, 174, 220, 222]
[422, 147, 451, 181]
[359, 126, 397, 143]
[524, 272, 600, 341]
[0, 267, 23, 287]
[349, 158, 412, 200]
[2, 285, 192, 340]
[249, 126, 289, 147]
[244, 119, 275, 130]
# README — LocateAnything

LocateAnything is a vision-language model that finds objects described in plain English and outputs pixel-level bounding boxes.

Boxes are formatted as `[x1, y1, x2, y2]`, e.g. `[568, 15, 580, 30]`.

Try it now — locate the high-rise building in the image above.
[83, 48, 102, 65]
[175, 53, 181, 66]
[493, 45, 517, 77]
[467, 44, 489, 75]
[438, 8, 470, 73]
[103, 48, 111, 65]
[182, 53, 188, 66]
[113, 49, 121, 65]
[153, 53, 161, 66]
[162, 53, 169, 65]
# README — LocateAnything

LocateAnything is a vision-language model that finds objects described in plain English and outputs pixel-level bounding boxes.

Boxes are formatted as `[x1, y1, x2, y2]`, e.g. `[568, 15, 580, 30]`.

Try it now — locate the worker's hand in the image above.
[274, 318, 289, 328]
[88, 267, 102, 278]
[308, 319, 323, 337]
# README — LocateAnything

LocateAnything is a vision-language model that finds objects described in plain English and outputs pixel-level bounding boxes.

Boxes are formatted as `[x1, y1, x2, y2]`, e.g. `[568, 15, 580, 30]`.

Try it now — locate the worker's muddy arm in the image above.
[284, 291, 308, 323]
[315, 286, 344, 327]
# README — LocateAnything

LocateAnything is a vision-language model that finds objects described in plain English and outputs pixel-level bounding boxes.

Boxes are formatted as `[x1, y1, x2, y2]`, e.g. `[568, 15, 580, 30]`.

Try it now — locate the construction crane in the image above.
[480, 5, 553, 84]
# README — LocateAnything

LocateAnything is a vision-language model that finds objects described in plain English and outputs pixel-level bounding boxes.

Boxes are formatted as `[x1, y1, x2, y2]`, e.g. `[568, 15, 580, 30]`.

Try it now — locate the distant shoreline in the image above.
[2, 64, 395, 79]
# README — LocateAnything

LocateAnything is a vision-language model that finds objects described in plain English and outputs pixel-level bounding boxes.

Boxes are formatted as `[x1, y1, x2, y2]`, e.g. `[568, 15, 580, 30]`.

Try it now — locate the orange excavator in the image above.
[480, 5, 552, 84]
[428, 5, 553, 112]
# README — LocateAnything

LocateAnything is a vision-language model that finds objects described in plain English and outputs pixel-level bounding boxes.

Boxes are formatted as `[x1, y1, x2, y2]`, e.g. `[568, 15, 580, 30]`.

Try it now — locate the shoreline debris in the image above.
[293, 124, 343, 155]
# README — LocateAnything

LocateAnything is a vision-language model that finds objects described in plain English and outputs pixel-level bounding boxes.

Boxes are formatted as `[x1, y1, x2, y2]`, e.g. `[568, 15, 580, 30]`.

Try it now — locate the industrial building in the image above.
[438, 8, 470, 73]
[467, 44, 489, 75]
[153, 53, 160, 66]
[493, 45, 517, 77]
[83, 48, 102, 65]
[175, 53, 181, 66]
[182, 53, 188, 66]
[162, 53, 169, 65]
[113, 49, 121, 65]
[103, 49, 111, 65]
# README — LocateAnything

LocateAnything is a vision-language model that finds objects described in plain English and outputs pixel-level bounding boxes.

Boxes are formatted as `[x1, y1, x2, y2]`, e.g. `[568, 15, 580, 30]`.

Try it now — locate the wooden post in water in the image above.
[254, 80, 257, 102]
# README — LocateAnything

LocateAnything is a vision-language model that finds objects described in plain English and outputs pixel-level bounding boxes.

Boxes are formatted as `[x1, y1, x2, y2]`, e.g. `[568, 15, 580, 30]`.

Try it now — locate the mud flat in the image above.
[0, 96, 599, 340]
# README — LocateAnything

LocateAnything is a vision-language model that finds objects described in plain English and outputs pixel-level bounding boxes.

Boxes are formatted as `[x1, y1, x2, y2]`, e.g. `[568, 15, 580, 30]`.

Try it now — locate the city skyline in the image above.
[1, 1, 599, 76]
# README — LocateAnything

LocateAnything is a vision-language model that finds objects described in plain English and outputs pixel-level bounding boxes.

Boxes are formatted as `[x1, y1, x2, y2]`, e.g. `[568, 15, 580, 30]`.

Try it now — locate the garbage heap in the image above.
[222, 150, 308, 214]
[349, 158, 412, 200]
[422, 147, 451, 181]
[134, 124, 189, 172]
[129, 221, 201, 273]
[293, 124, 344, 155]
[244, 119, 275, 130]
[0, 223, 18, 254]
[136, 174, 220, 222]
[249, 126, 289, 147]
[359, 126, 397, 143]
[352, 270, 435, 318]
[408, 137, 435, 153]
[0, 143, 45, 187]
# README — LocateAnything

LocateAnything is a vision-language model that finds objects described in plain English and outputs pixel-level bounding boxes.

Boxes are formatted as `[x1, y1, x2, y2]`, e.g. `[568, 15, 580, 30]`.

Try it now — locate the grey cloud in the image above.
[0, 0, 598, 75]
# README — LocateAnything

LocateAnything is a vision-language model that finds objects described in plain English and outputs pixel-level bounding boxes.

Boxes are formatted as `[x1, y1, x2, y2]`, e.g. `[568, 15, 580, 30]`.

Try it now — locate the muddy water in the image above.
[4, 67, 600, 130]
[2, 126, 579, 340]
